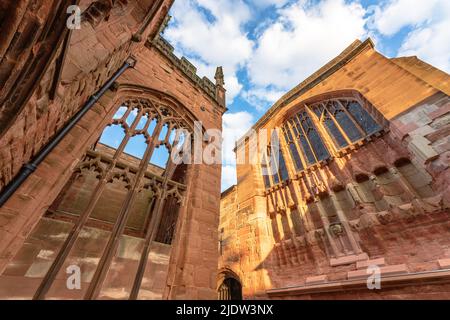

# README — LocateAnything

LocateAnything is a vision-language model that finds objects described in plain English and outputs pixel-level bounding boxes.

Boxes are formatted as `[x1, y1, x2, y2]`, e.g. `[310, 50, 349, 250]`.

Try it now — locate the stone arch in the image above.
[278, 89, 389, 129]
[0, 83, 204, 300]
[217, 268, 243, 300]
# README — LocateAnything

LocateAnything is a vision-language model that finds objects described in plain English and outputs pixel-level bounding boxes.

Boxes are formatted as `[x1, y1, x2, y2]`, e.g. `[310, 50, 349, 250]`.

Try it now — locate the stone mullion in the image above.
[294, 113, 320, 163]
[129, 157, 179, 300]
[329, 192, 363, 254]
[303, 171, 341, 257]
[315, 166, 362, 255]
[84, 120, 165, 299]
[286, 121, 308, 169]
[315, 199, 341, 257]
[32, 106, 144, 300]
[295, 177, 316, 232]
[336, 99, 367, 137]
[388, 167, 420, 200]
[319, 103, 354, 146]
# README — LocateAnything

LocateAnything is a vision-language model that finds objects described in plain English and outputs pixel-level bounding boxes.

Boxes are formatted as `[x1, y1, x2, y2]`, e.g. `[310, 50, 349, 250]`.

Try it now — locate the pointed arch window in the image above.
[290, 111, 330, 164]
[9, 96, 195, 300]
[261, 132, 290, 189]
[282, 126, 304, 171]
[309, 98, 381, 150]
[277, 96, 382, 175]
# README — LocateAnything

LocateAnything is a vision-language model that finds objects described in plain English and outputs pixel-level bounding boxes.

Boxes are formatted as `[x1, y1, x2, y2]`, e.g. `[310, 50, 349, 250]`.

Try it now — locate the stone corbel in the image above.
[376, 210, 394, 225]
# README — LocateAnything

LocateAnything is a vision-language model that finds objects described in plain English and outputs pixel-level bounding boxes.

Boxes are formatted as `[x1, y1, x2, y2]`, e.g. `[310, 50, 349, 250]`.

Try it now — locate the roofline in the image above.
[221, 185, 237, 198]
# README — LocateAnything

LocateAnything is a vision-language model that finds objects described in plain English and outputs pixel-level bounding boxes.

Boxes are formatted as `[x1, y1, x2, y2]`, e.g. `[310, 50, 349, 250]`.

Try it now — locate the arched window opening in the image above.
[158, 123, 169, 142]
[218, 277, 242, 300]
[150, 145, 170, 169]
[296, 111, 330, 161]
[276, 96, 382, 178]
[262, 131, 290, 189]
[345, 100, 381, 135]
[282, 126, 304, 171]
[313, 104, 349, 148]
[125, 107, 139, 127]
[135, 113, 148, 131]
[2, 96, 195, 300]
[123, 134, 147, 160]
[155, 196, 180, 245]
[113, 105, 128, 120]
[98, 124, 126, 150]
[147, 118, 158, 136]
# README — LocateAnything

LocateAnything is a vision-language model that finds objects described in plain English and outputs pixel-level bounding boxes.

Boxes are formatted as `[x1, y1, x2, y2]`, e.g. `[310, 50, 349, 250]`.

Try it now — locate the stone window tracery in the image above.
[4, 96, 194, 300]
[278, 97, 382, 176]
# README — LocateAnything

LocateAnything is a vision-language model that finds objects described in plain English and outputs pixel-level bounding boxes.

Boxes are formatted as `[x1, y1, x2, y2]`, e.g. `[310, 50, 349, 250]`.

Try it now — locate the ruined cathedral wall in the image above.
[225, 41, 450, 299]
[119, 43, 225, 299]
[0, 0, 173, 272]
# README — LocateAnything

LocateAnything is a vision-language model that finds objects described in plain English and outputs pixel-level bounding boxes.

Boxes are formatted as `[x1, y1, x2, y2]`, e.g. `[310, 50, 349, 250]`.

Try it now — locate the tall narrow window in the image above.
[261, 152, 272, 189]
[282, 126, 304, 171]
[345, 100, 381, 134]
[308, 98, 382, 150]
[291, 118, 316, 165]
[297, 112, 330, 161]
[326, 101, 363, 142]
[3, 97, 194, 300]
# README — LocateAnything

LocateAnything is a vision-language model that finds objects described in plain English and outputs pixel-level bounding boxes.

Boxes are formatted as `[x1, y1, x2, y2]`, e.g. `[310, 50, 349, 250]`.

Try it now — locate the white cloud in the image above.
[244, 87, 286, 111]
[371, 0, 450, 73]
[246, 0, 368, 109]
[250, 0, 290, 9]
[221, 111, 254, 190]
[164, 0, 254, 103]
[370, 0, 440, 36]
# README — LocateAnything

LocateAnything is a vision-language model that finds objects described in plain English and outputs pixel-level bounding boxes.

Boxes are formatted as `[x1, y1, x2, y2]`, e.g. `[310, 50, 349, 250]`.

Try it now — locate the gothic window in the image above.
[7, 97, 193, 300]
[279, 97, 382, 174]
[262, 131, 291, 189]
[282, 126, 303, 171]
[278, 151, 289, 182]
[309, 99, 381, 150]
[261, 153, 272, 189]
[291, 112, 330, 163]
[345, 100, 381, 135]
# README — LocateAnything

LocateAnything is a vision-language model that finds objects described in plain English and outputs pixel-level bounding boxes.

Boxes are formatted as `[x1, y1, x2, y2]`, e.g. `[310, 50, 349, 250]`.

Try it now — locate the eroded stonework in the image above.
[219, 39, 450, 300]
[0, 0, 225, 300]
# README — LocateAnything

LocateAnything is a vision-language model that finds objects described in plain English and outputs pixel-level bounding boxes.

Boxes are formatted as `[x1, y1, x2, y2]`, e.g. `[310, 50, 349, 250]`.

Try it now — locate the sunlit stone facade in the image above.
[219, 39, 450, 300]
[0, 0, 225, 299]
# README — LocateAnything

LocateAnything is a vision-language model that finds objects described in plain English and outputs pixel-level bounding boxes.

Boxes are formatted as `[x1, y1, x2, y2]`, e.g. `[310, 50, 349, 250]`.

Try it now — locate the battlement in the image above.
[150, 35, 218, 103]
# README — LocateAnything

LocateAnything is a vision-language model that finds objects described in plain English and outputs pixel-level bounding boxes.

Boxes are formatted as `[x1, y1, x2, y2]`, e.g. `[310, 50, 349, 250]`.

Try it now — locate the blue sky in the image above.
[103, 0, 450, 191]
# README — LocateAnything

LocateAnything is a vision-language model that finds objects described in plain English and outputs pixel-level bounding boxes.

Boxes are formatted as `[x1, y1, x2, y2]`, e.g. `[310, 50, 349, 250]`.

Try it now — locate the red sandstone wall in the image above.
[0, 0, 223, 300]
[221, 43, 450, 299]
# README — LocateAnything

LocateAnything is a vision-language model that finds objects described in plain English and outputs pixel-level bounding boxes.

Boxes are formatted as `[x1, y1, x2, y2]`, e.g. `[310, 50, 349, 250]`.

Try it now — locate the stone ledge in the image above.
[330, 253, 368, 267]
[347, 264, 408, 280]
[438, 258, 450, 270]
[266, 269, 450, 297]
[305, 275, 328, 285]
[356, 258, 386, 270]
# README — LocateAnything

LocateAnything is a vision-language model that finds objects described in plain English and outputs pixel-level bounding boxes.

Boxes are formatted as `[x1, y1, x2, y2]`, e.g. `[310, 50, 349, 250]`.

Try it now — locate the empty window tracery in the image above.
[3, 96, 194, 300]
